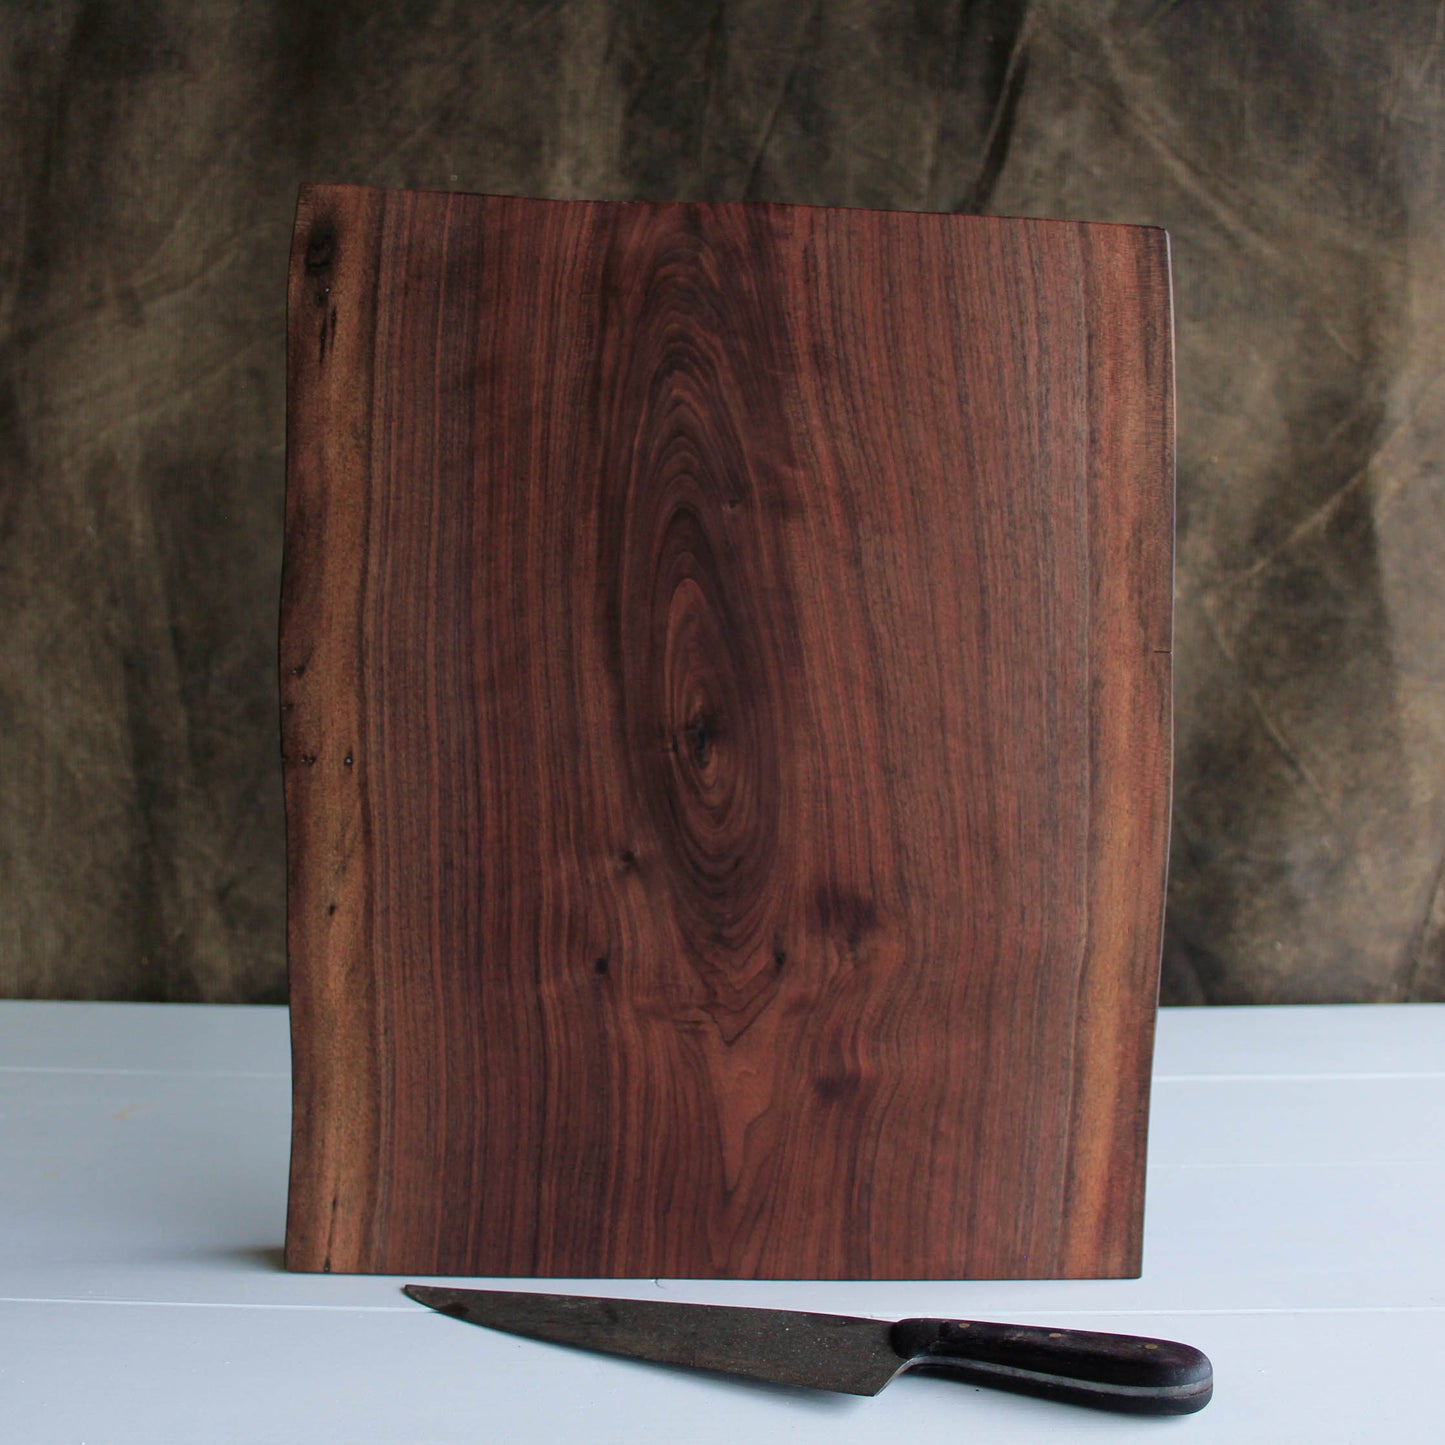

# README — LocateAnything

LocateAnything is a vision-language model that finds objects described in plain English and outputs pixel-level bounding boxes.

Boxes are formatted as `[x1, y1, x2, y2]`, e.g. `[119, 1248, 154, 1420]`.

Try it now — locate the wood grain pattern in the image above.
[281, 184, 1174, 1279]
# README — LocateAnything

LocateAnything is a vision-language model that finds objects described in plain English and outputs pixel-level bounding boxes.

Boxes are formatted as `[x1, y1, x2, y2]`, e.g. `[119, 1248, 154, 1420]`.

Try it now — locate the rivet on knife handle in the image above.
[889, 1317, 1213, 1415]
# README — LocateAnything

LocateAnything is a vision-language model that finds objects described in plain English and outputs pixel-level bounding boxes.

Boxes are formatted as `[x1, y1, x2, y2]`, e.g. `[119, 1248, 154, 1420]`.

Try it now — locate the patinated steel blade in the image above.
[403, 1286, 905, 1395]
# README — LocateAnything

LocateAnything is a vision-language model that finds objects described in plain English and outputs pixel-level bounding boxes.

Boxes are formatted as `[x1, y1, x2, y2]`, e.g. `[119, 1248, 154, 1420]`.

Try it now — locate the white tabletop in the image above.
[3, 1000, 1442, 1443]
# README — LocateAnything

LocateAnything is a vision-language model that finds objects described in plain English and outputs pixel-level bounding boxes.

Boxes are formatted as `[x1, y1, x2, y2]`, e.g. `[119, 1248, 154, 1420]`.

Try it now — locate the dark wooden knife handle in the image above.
[889, 1318, 1213, 1415]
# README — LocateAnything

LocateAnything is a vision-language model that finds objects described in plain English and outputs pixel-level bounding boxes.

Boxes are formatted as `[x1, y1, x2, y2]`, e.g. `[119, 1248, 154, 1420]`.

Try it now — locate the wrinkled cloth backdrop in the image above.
[3, 0, 1443, 1003]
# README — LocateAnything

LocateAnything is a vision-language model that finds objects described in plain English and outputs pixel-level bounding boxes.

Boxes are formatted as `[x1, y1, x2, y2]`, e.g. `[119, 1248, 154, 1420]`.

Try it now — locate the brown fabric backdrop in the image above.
[2, 0, 1443, 1003]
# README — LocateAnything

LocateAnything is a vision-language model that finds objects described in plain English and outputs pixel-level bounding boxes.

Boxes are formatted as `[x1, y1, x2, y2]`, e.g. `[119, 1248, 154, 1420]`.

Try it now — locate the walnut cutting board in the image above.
[281, 184, 1174, 1279]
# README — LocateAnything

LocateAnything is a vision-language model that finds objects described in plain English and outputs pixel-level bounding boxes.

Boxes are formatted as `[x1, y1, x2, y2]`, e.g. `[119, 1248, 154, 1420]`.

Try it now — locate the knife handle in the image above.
[889, 1317, 1213, 1415]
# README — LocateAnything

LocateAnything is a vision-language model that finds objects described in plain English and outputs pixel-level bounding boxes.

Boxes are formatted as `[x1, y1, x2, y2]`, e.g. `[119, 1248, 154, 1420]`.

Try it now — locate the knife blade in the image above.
[403, 1286, 1213, 1415]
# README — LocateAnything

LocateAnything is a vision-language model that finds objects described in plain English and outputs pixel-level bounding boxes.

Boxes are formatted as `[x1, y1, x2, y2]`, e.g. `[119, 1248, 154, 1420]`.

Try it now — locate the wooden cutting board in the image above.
[281, 184, 1173, 1279]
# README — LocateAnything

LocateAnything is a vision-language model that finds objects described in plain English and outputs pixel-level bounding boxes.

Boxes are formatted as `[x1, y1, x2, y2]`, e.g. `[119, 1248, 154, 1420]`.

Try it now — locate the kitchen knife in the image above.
[404, 1286, 1212, 1415]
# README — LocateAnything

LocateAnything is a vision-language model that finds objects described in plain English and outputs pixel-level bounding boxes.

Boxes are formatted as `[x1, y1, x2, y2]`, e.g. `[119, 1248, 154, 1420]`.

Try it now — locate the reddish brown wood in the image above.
[281, 184, 1174, 1279]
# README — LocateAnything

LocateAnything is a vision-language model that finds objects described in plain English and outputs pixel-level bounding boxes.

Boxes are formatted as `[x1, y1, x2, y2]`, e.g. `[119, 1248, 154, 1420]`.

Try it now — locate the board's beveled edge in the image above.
[1057, 221, 1175, 1279]
[282, 184, 389, 1274]
[288, 179, 1172, 244]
